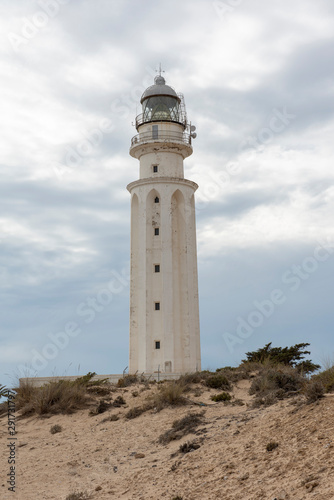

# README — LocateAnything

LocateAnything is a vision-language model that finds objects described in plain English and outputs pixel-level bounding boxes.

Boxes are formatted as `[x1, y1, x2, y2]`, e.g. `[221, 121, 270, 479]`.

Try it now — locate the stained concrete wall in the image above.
[128, 121, 201, 375]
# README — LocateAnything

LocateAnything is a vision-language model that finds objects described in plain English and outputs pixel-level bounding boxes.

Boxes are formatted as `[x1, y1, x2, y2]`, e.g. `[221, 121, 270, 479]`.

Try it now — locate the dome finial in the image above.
[154, 63, 165, 85]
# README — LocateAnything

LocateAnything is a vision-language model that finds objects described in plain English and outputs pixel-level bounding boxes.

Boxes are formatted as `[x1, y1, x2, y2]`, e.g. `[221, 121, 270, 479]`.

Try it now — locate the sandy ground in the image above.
[1, 379, 334, 500]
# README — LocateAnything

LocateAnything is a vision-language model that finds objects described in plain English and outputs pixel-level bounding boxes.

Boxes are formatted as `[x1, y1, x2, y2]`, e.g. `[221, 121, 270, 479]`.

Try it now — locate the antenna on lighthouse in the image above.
[156, 63, 165, 77]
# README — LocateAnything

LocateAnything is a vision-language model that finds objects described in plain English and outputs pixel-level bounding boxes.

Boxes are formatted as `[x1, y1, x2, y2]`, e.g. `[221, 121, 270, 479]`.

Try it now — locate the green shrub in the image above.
[211, 392, 231, 402]
[205, 374, 231, 390]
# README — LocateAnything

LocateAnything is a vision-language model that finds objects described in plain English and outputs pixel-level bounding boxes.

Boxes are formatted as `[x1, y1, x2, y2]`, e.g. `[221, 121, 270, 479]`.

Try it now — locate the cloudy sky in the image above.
[1, 0, 334, 388]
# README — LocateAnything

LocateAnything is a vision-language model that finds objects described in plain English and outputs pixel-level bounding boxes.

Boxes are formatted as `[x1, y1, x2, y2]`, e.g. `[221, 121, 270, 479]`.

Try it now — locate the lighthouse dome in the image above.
[140, 76, 180, 103]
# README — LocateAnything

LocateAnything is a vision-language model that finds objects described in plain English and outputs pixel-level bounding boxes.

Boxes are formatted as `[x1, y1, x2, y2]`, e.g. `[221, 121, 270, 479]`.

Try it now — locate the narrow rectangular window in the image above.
[154, 264, 160, 273]
[152, 125, 158, 139]
[153, 165, 158, 173]
[154, 196, 159, 203]
[155, 341, 160, 350]
[154, 228, 159, 236]
[155, 302, 160, 311]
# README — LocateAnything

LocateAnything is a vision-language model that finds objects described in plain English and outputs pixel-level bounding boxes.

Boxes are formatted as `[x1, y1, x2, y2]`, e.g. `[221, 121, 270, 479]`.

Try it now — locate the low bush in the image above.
[89, 399, 113, 416]
[179, 440, 201, 453]
[249, 365, 304, 406]
[211, 392, 231, 402]
[205, 373, 231, 390]
[113, 395, 126, 407]
[66, 492, 92, 500]
[215, 366, 249, 382]
[266, 441, 279, 452]
[304, 380, 325, 403]
[313, 366, 334, 393]
[50, 424, 62, 434]
[125, 405, 150, 419]
[117, 374, 138, 387]
[159, 412, 204, 444]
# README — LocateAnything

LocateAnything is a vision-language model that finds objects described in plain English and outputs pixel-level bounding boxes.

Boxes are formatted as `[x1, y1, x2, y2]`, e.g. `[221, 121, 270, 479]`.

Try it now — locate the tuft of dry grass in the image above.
[149, 381, 187, 411]
[15, 380, 90, 417]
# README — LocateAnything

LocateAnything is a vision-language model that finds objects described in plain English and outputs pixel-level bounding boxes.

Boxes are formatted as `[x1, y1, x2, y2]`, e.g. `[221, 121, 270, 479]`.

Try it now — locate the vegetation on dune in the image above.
[159, 412, 205, 444]
[243, 342, 321, 374]
[0, 343, 331, 419]
[312, 365, 334, 393]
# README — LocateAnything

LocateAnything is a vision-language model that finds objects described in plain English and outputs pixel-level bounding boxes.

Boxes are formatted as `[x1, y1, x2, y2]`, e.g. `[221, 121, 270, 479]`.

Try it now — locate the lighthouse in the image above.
[127, 72, 201, 375]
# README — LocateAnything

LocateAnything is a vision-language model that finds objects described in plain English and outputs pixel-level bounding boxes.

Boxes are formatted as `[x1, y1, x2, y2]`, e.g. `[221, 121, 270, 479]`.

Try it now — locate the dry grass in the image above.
[15, 380, 90, 416]
[149, 381, 187, 411]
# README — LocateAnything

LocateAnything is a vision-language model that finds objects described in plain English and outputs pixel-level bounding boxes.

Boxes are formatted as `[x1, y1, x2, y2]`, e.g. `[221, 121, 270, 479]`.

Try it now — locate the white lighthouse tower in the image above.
[127, 72, 201, 376]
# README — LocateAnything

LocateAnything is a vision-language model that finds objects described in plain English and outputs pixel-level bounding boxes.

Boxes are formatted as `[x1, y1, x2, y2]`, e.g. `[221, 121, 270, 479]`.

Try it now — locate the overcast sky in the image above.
[1, 0, 334, 389]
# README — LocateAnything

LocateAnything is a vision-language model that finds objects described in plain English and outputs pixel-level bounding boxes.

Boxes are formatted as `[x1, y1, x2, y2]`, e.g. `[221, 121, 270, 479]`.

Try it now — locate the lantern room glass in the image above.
[142, 95, 181, 123]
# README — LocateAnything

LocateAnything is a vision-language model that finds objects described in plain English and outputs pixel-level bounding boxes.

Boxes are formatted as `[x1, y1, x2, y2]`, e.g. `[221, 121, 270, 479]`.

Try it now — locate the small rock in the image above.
[239, 472, 249, 481]
[95, 486, 102, 491]
[135, 453, 145, 459]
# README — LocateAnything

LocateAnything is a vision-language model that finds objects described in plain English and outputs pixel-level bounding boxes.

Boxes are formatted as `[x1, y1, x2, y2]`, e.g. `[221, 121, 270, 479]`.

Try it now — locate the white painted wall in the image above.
[128, 120, 201, 374]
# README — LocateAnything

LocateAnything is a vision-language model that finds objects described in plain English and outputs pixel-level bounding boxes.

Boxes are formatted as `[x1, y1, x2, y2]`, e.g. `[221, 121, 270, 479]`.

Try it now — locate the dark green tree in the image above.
[243, 342, 320, 374]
